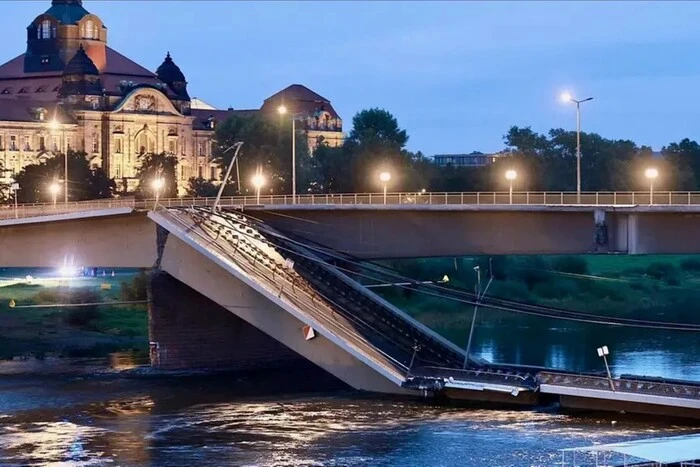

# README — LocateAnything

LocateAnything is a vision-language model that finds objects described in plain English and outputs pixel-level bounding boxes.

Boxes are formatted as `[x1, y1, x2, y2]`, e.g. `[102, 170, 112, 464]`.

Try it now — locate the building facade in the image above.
[0, 0, 344, 195]
[433, 152, 503, 168]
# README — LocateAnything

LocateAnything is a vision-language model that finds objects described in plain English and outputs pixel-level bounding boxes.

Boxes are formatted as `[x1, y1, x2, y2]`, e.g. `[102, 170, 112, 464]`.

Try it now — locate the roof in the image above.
[0, 100, 76, 124]
[561, 434, 700, 464]
[191, 108, 259, 130]
[43, 0, 90, 25]
[0, 46, 169, 101]
[260, 84, 340, 119]
[190, 97, 216, 110]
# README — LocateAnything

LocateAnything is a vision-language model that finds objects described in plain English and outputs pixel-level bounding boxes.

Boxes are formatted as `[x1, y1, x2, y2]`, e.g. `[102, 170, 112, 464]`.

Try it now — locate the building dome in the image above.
[63, 44, 99, 76]
[156, 52, 186, 84]
[44, 0, 89, 25]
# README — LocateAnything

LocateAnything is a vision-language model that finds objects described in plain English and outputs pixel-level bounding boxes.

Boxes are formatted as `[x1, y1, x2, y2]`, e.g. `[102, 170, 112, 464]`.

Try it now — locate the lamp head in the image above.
[560, 91, 573, 103]
[379, 171, 391, 183]
[151, 178, 165, 190]
[277, 105, 287, 115]
[645, 168, 658, 180]
[48, 183, 60, 195]
[505, 169, 517, 181]
[252, 173, 266, 189]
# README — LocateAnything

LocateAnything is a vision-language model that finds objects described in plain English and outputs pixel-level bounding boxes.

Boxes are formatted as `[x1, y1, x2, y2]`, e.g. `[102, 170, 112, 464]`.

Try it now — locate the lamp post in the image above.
[277, 105, 299, 204]
[48, 182, 60, 207]
[151, 177, 164, 211]
[505, 169, 517, 204]
[10, 182, 18, 219]
[49, 119, 68, 204]
[379, 171, 391, 204]
[645, 167, 658, 206]
[252, 171, 266, 205]
[560, 92, 593, 204]
[597, 345, 615, 392]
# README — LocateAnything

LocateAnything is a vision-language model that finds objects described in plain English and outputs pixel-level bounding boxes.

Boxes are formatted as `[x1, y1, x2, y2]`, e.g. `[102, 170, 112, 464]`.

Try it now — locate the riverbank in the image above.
[0, 269, 148, 361]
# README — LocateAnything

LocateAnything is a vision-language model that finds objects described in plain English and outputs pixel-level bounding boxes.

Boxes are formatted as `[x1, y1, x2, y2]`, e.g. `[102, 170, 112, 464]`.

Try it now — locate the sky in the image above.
[4, 1, 700, 155]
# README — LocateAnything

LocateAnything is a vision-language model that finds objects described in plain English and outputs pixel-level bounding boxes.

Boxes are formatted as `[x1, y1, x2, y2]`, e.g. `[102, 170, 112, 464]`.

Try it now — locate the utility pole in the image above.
[463, 259, 494, 368]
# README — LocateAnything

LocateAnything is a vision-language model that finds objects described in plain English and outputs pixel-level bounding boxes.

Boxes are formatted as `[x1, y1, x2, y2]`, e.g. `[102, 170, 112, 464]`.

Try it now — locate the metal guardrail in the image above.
[538, 371, 700, 401]
[6, 191, 700, 221]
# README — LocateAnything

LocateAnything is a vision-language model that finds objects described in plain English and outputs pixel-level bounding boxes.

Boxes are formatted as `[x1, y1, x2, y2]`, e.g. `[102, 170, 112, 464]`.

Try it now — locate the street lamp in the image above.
[560, 92, 594, 204]
[278, 105, 298, 204]
[48, 182, 60, 207]
[49, 119, 68, 204]
[505, 169, 517, 205]
[251, 172, 266, 205]
[151, 177, 164, 210]
[10, 182, 18, 219]
[379, 171, 391, 204]
[597, 345, 616, 392]
[645, 167, 658, 206]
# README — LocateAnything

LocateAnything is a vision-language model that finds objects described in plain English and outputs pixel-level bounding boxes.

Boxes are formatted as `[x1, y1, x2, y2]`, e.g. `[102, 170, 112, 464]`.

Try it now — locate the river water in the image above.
[1, 314, 698, 466]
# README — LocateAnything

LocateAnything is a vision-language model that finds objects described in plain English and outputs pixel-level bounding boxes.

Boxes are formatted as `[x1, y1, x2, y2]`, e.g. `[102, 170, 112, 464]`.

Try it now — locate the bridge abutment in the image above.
[147, 270, 304, 371]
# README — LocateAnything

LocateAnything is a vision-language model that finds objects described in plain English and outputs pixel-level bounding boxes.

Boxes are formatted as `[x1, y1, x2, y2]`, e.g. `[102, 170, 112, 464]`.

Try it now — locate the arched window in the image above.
[84, 20, 96, 39]
[136, 132, 154, 155]
[38, 20, 52, 39]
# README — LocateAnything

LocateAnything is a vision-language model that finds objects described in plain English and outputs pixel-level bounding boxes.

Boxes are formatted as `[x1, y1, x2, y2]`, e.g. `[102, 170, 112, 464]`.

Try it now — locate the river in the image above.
[1, 312, 698, 466]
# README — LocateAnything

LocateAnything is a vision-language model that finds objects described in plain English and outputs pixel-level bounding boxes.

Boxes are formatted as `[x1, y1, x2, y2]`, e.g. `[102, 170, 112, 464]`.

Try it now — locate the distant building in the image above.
[433, 152, 503, 168]
[0, 0, 344, 194]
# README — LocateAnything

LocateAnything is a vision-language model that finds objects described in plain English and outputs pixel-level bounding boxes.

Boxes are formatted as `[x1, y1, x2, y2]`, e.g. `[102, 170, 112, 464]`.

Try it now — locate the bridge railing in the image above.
[6, 191, 700, 220]
[538, 371, 700, 400]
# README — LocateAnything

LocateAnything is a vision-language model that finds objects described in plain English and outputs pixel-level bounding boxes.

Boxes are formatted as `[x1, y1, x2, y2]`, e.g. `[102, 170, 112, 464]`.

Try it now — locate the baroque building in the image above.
[0, 0, 344, 195]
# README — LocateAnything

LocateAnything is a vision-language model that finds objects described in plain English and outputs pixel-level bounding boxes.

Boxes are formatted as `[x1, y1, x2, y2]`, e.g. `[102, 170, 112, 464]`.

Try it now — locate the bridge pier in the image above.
[147, 270, 305, 371]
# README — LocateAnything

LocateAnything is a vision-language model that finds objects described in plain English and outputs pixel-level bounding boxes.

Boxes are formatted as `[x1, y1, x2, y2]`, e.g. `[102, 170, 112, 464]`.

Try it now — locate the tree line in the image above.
[6, 108, 700, 203]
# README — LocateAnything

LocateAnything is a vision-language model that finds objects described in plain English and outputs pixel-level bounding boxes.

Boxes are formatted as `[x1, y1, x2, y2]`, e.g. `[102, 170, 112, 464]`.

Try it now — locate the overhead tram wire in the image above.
[187, 207, 700, 332]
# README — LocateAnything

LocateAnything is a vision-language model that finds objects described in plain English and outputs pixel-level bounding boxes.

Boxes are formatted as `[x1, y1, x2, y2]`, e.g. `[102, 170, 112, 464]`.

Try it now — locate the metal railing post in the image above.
[596, 192, 599, 205]
[429, 193, 432, 204]
[445, 193, 448, 204]
[493, 192, 496, 204]
[461, 192, 464, 204]
[669, 192, 671, 205]
[632, 192, 635, 205]
[614, 192, 617, 205]
[526, 192, 530, 204]
[477, 192, 480, 204]
[689, 192, 692, 205]
[560, 192, 563, 205]
[354, 193, 358, 204]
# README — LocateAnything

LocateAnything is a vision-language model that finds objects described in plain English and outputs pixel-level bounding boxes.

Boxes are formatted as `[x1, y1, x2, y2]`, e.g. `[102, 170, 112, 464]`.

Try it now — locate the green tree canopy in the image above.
[134, 152, 178, 199]
[14, 150, 115, 203]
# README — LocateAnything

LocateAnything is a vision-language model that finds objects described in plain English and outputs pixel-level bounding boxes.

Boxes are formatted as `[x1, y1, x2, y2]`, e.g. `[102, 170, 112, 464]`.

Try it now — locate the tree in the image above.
[14, 150, 115, 203]
[348, 108, 409, 149]
[186, 177, 218, 197]
[134, 152, 178, 199]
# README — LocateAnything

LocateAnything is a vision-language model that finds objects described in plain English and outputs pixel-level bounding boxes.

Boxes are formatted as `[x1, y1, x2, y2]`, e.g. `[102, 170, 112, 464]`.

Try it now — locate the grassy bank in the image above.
[375, 255, 700, 329]
[0, 270, 148, 359]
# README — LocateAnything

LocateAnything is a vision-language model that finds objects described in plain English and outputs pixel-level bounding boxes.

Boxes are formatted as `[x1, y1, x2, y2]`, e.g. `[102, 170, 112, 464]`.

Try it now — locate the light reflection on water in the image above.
[1, 380, 699, 467]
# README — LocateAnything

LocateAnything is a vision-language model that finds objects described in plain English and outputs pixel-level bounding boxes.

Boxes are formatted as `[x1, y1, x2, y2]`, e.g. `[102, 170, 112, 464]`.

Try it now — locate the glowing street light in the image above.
[48, 182, 60, 207]
[151, 177, 164, 210]
[645, 167, 659, 206]
[560, 91, 594, 204]
[251, 172, 266, 204]
[505, 169, 517, 204]
[277, 104, 298, 204]
[379, 171, 391, 205]
[48, 119, 68, 203]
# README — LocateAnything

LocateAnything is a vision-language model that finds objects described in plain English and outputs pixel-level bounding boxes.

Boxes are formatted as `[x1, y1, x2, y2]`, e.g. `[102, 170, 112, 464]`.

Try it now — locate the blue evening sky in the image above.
[4, 1, 700, 155]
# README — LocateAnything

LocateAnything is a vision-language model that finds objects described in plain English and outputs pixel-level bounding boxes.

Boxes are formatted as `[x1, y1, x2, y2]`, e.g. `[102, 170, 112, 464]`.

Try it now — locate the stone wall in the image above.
[148, 270, 304, 371]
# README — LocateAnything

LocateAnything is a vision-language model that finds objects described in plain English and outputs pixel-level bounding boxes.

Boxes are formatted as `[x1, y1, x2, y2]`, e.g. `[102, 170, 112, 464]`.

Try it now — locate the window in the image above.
[52, 136, 59, 152]
[66, 137, 72, 150]
[1, 88, 11, 95]
[115, 164, 121, 178]
[40, 56, 49, 65]
[83, 20, 96, 39]
[180, 165, 186, 180]
[39, 136, 45, 151]
[92, 136, 98, 153]
[198, 143, 204, 156]
[0, 135, 3, 151]
[210, 166, 216, 180]
[168, 140, 176, 154]
[198, 166, 203, 179]
[137, 132, 154, 155]
[114, 138, 122, 154]
[39, 20, 52, 39]
[18, 88, 28, 94]
[23, 136, 31, 151]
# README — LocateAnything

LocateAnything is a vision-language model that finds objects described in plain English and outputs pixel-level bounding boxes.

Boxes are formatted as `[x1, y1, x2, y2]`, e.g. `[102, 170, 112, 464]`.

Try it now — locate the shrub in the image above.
[645, 262, 677, 280]
[680, 257, 700, 272]
[121, 270, 149, 301]
[552, 256, 589, 275]
[64, 307, 100, 328]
